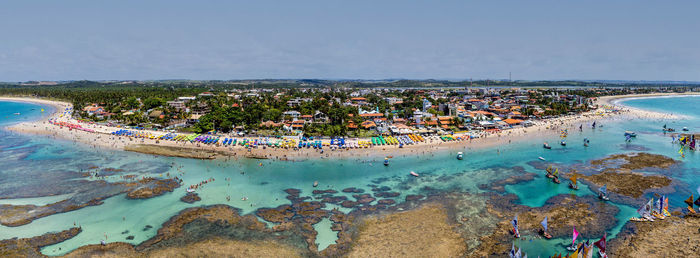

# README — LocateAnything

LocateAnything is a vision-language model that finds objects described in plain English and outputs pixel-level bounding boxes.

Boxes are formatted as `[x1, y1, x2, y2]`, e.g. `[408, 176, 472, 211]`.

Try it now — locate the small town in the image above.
[73, 85, 684, 139]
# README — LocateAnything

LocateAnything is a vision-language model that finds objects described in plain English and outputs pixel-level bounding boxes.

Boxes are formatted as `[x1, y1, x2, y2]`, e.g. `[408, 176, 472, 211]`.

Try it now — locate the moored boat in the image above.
[511, 215, 520, 238]
[457, 152, 463, 160]
[599, 184, 610, 201]
[410, 171, 419, 177]
[594, 233, 607, 258]
[566, 226, 579, 251]
[540, 216, 552, 239]
[568, 172, 579, 190]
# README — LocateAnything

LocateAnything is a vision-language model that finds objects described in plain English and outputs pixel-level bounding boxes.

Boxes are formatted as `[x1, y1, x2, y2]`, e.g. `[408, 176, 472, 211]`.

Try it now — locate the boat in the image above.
[538, 156, 546, 161]
[635, 198, 655, 221]
[186, 188, 195, 193]
[552, 168, 560, 184]
[540, 216, 552, 239]
[599, 184, 609, 201]
[241, 197, 248, 201]
[410, 171, 419, 177]
[543, 142, 551, 149]
[594, 233, 608, 258]
[568, 173, 579, 190]
[682, 127, 689, 131]
[511, 215, 520, 238]
[545, 166, 554, 178]
[566, 226, 579, 251]
[685, 194, 696, 213]
[383, 158, 389, 166]
[560, 140, 566, 146]
[624, 131, 637, 137]
[313, 181, 318, 187]
[13, 112, 20, 115]
[457, 152, 463, 160]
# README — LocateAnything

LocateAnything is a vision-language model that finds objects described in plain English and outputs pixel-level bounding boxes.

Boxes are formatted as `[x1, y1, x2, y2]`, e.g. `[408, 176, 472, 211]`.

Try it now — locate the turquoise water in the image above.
[0, 96, 698, 256]
[313, 218, 338, 251]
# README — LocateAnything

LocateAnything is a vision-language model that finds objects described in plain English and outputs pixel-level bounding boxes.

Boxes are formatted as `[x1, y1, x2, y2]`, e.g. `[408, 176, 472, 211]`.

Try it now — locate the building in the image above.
[287, 97, 312, 107]
[313, 111, 328, 123]
[178, 96, 196, 102]
[422, 99, 432, 112]
[166, 101, 186, 111]
[282, 110, 301, 120]
[187, 114, 202, 125]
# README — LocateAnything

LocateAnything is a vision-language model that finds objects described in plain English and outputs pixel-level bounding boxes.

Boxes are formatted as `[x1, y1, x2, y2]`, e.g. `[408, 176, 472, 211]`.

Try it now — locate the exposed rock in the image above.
[341, 201, 359, 208]
[126, 178, 180, 199]
[180, 192, 201, 204]
[377, 199, 396, 205]
[374, 191, 400, 198]
[474, 194, 620, 256]
[0, 196, 109, 227]
[138, 205, 268, 249]
[320, 196, 347, 204]
[342, 187, 364, 193]
[346, 203, 466, 257]
[609, 215, 700, 257]
[124, 144, 221, 159]
[371, 186, 392, 192]
[0, 227, 81, 257]
[405, 194, 424, 201]
[357, 197, 376, 204]
[590, 152, 677, 170]
[256, 205, 295, 223]
[581, 170, 672, 199]
[312, 189, 338, 195]
[284, 188, 301, 197]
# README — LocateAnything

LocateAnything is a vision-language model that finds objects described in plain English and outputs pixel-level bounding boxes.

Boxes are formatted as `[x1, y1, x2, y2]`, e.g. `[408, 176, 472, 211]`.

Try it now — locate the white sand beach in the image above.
[1, 93, 688, 161]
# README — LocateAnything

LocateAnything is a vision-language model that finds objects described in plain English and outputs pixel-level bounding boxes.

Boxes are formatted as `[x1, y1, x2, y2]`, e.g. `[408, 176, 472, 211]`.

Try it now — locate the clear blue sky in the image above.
[1, 0, 699, 81]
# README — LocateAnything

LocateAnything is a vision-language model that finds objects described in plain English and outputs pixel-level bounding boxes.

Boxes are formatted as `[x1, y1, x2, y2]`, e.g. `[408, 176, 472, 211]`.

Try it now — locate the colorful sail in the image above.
[541, 216, 548, 232]
[583, 241, 593, 258]
[571, 173, 578, 185]
[553, 168, 559, 177]
[509, 243, 515, 258]
[637, 200, 649, 217]
[684, 194, 694, 208]
[594, 233, 607, 254]
[511, 215, 519, 234]
[572, 226, 579, 246]
[599, 184, 607, 195]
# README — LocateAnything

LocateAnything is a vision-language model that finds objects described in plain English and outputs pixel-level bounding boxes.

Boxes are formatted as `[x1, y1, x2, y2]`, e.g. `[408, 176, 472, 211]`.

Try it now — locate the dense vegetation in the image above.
[0, 80, 696, 136]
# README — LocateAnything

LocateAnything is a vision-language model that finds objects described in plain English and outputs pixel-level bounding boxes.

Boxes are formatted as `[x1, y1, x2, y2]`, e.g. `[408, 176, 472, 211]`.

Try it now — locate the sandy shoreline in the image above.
[0, 93, 689, 161]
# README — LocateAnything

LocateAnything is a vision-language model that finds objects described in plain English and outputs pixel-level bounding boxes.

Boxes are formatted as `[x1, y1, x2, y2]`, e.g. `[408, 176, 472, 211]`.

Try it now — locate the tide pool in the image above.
[0, 96, 697, 257]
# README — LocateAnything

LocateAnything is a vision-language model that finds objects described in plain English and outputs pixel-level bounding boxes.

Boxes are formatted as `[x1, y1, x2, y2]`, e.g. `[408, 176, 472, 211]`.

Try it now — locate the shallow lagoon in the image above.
[0, 96, 697, 256]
